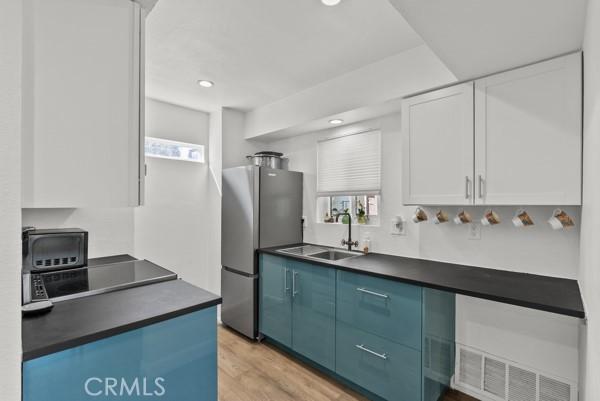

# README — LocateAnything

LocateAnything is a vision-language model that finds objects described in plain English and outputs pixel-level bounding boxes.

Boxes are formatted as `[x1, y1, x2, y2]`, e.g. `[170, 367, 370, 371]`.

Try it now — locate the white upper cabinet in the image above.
[474, 53, 582, 205]
[402, 83, 475, 205]
[22, 0, 145, 208]
[402, 53, 582, 206]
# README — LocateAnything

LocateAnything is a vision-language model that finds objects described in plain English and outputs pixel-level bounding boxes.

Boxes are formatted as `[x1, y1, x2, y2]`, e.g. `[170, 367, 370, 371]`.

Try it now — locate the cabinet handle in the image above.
[356, 287, 389, 299]
[284, 268, 290, 292]
[355, 344, 388, 360]
[465, 176, 471, 199]
[292, 271, 298, 297]
[478, 175, 485, 199]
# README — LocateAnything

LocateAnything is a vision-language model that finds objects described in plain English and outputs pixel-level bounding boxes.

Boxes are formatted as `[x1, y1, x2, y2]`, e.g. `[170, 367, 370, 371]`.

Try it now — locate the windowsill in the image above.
[314, 222, 381, 228]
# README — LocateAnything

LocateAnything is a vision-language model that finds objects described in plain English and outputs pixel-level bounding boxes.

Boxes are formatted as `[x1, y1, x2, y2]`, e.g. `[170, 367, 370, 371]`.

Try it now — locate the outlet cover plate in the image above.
[468, 223, 481, 240]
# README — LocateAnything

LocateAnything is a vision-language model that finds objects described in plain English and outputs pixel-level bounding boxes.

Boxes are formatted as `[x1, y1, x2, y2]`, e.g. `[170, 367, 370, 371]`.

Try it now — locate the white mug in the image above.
[548, 208, 574, 230]
[481, 209, 500, 226]
[453, 210, 471, 225]
[512, 209, 534, 227]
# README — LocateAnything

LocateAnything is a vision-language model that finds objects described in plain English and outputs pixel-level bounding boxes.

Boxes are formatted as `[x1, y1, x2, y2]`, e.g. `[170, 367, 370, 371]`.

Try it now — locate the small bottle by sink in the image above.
[362, 234, 371, 254]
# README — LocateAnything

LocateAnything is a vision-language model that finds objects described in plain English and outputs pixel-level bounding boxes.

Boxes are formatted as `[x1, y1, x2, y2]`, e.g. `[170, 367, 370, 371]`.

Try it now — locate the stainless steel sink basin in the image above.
[276, 245, 362, 262]
[307, 250, 362, 261]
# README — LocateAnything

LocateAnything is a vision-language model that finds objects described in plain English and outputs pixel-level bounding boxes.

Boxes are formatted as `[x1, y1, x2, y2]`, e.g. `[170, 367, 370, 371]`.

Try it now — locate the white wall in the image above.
[22, 208, 134, 258]
[134, 99, 220, 295]
[270, 112, 581, 385]
[0, 0, 22, 399]
[221, 107, 266, 169]
[579, 0, 600, 399]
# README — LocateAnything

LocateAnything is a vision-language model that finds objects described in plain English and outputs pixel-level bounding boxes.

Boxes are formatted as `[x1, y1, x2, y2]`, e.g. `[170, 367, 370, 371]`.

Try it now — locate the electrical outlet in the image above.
[391, 217, 406, 236]
[468, 223, 481, 240]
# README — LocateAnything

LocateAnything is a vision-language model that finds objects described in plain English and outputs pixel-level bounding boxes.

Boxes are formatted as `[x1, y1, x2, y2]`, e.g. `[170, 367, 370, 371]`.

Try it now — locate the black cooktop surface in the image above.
[39, 259, 177, 301]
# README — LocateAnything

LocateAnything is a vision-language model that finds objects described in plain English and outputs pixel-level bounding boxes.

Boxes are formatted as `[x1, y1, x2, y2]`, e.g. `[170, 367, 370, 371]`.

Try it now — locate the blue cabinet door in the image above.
[259, 254, 292, 347]
[23, 307, 218, 401]
[290, 260, 336, 371]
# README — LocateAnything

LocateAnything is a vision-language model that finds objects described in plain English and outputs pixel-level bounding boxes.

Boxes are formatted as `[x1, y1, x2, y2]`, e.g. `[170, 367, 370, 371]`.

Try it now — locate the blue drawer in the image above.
[337, 270, 422, 350]
[336, 321, 421, 401]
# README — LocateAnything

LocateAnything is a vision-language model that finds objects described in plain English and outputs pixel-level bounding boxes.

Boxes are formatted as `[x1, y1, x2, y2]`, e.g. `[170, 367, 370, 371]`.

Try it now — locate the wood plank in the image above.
[217, 325, 478, 401]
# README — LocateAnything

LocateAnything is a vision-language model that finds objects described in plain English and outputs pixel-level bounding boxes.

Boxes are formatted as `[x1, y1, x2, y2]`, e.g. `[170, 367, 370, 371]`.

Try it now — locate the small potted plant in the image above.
[357, 201, 368, 224]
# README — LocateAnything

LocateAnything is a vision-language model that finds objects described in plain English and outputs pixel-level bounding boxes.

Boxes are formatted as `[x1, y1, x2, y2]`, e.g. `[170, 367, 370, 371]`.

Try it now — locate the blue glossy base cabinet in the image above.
[259, 254, 336, 370]
[259, 254, 455, 401]
[23, 307, 218, 401]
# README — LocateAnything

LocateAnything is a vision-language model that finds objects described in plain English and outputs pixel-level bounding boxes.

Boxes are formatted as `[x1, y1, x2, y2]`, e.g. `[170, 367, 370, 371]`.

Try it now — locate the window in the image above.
[318, 195, 379, 225]
[317, 130, 381, 225]
[145, 137, 205, 163]
[317, 130, 381, 195]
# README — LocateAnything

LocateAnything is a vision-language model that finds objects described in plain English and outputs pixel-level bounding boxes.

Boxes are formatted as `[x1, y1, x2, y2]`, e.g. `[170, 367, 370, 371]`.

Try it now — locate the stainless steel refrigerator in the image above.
[221, 166, 303, 339]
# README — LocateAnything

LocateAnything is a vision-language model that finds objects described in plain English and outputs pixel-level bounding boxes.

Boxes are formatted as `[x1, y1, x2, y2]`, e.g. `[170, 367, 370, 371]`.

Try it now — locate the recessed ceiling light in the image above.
[197, 80, 214, 88]
[329, 119, 344, 125]
[321, 0, 341, 5]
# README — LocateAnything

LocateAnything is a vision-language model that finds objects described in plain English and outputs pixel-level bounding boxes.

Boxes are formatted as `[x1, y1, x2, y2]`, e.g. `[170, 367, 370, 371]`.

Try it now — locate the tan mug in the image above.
[411, 207, 428, 223]
[481, 209, 501, 226]
[548, 209, 575, 230]
[453, 210, 472, 225]
[512, 209, 534, 227]
[432, 210, 449, 224]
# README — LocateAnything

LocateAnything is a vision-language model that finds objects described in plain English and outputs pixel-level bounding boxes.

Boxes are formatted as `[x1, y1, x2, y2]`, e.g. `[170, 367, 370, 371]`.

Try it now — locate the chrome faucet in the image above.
[336, 212, 359, 251]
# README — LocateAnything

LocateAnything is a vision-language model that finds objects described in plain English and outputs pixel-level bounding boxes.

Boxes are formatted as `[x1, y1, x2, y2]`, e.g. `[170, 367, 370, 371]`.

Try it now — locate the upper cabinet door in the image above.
[474, 53, 582, 205]
[22, 0, 144, 207]
[402, 83, 475, 205]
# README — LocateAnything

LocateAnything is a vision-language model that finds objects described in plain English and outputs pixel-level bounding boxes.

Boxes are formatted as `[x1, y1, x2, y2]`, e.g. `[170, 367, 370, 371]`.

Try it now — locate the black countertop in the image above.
[259, 245, 584, 319]
[22, 256, 221, 361]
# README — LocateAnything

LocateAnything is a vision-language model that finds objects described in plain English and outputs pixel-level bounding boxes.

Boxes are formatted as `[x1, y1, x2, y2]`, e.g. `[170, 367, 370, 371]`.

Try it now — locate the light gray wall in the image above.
[22, 208, 134, 258]
[134, 99, 220, 294]
[270, 112, 581, 383]
[579, 1, 600, 399]
[0, 0, 22, 398]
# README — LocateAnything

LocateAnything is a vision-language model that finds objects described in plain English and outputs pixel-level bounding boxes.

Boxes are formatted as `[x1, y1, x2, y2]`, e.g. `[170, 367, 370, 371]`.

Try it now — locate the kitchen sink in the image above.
[307, 250, 362, 261]
[276, 245, 362, 262]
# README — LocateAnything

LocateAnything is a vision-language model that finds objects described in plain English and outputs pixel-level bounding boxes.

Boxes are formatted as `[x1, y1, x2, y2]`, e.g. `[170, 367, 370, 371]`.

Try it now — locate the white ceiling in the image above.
[387, 0, 587, 79]
[145, 0, 423, 112]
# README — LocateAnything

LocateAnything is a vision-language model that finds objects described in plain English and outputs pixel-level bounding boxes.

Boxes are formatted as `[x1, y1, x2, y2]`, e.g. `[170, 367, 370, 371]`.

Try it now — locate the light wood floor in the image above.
[218, 325, 478, 401]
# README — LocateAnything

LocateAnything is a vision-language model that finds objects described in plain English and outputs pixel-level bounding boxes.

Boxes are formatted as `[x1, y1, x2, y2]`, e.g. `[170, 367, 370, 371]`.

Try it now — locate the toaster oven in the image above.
[22, 228, 88, 272]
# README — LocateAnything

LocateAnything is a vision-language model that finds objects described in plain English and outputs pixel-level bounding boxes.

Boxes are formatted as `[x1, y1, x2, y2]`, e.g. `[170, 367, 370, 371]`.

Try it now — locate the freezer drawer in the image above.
[221, 268, 257, 339]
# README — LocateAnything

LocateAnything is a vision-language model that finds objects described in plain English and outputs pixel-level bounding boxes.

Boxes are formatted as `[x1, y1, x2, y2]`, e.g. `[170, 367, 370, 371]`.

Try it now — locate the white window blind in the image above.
[317, 130, 381, 196]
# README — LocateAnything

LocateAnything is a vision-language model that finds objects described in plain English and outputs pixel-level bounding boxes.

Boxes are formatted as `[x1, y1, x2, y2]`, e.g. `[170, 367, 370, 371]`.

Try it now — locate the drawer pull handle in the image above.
[355, 344, 388, 360]
[284, 268, 290, 292]
[356, 287, 389, 299]
[292, 271, 299, 297]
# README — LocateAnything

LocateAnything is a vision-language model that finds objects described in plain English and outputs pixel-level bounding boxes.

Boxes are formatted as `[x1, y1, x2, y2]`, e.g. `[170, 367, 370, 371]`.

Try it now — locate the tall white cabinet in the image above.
[402, 83, 474, 205]
[402, 53, 582, 206]
[22, 0, 145, 208]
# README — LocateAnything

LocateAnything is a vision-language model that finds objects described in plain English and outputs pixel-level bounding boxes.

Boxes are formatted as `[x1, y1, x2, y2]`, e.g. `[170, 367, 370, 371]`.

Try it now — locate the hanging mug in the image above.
[548, 209, 575, 230]
[512, 209, 534, 227]
[411, 207, 428, 223]
[432, 210, 449, 224]
[453, 210, 472, 225]
[481, 209, 501, 226]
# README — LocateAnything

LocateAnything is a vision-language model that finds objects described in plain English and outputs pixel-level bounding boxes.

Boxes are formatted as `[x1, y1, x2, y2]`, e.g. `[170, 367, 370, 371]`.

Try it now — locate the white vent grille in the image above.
[540, 375, 571, 401]
[508, 365, 536, 401]
[455, 345, 577, 401]
[484, 357, 506, 399]
[459, 348, 482, 389]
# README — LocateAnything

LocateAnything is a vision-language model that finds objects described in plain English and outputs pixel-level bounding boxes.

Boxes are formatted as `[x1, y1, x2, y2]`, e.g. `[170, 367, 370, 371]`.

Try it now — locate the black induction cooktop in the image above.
[30, 259, 177, 303]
